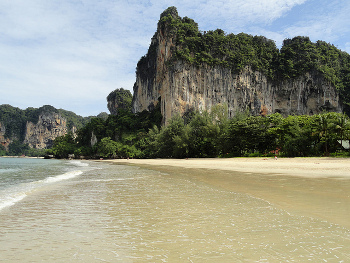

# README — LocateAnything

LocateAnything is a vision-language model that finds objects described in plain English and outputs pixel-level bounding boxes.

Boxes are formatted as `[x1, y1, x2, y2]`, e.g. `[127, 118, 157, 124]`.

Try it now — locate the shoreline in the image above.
[101, 157, 350, 228]
[102, 157, 350, 179]
[0, 156, 44, 159]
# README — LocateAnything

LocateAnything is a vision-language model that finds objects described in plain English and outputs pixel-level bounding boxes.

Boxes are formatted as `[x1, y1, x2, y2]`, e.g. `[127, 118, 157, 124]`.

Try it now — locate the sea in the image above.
[0, 157, 350, 262]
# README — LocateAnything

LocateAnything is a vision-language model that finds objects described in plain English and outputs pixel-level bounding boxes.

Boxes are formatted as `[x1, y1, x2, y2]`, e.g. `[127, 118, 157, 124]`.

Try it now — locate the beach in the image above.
[105, 157, 350, 229]
[106, 157, 350, 178]
[1, 157, 350, 261]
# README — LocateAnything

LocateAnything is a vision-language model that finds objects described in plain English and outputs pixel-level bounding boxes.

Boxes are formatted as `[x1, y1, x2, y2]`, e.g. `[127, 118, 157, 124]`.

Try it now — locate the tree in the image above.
[155, 115, 185, 157]
[274, 115, 314, 156]
[0, 145, 7, 156]
[186, 111, 220, 157]
[52, 133, 77, 158]
[8, 140, 29, 156]
[106, 88, 133, 115]
[311, 113, 341, 155]
[97, 137, 118, 158]
[333, 113, 350, 149]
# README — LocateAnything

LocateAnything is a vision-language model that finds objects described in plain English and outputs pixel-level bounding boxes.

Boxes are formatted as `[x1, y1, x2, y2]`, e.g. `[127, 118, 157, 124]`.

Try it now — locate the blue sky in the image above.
[1, 0, 349, 116]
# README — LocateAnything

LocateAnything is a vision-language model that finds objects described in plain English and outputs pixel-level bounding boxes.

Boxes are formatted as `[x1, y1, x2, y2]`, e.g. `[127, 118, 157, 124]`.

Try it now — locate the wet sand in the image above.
[104, 157, 350, 229]
[2, 158, 350, 261]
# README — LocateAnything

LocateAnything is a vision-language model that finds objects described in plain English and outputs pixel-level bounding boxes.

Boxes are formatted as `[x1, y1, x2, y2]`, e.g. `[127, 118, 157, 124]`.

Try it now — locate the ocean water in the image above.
[0, 158, 89, 211]
[0, 157, 350, 262]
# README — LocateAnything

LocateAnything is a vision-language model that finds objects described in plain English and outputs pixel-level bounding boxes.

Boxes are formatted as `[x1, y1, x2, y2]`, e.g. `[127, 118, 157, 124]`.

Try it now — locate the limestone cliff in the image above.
[0, 122, 11, 150]
[0, 104, 97, 152]
[23, 112, 68, 149]
[132, 7, 343, 123]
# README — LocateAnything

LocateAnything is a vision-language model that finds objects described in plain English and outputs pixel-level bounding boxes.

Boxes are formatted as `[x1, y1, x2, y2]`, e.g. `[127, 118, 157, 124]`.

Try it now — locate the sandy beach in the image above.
[104, 157, 350, 229]
[2, 158, 350, 261]
[106, 157, 350, 178]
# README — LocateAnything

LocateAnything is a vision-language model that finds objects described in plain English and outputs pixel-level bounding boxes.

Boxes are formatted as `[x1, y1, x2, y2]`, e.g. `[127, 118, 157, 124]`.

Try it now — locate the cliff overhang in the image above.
[132, 7, 347, 124]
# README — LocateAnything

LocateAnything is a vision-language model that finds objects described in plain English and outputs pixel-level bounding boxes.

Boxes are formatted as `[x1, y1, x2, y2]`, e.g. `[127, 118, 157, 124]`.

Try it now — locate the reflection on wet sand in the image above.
[1, 160, 350, 262]
[109, 157, 350, 229]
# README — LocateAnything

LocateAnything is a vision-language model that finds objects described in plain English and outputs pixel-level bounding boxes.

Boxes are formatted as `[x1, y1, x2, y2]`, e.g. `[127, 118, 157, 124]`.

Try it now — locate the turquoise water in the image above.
[1, 158, 350, 262]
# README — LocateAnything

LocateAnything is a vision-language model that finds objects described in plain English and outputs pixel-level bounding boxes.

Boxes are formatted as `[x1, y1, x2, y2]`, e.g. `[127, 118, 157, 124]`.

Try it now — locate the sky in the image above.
[1, 0, 350, 117]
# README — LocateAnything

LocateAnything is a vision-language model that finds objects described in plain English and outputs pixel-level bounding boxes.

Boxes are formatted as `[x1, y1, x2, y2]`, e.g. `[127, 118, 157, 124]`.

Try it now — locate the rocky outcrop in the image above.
[132, 8, 342, 123]
[107, 88, 133, 115]
[0, 122, 11, 150]
[23, 113, 69, 149]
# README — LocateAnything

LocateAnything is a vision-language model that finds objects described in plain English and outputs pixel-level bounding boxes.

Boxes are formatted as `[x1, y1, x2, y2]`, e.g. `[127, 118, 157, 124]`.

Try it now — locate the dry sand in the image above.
[106, 157, 350, 178]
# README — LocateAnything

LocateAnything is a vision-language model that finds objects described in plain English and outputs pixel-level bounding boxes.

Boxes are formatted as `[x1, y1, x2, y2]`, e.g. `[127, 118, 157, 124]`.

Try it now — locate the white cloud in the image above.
[271, 0, 350, 49]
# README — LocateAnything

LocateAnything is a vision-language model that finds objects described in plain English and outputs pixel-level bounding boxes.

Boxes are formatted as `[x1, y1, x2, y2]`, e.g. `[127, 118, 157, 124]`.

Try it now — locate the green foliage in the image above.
[0, 145, 6, 156]
[157, 10, 279, 77]
[220, 115, 274, 156]
[58, 108, 94, 130]
[97, 112, 109, 120]
[0, 104, 27, 141]
[107, 88, 133, 114]
[47, 8, 350, 158]
[51, 103, 350, 159]
[8, 140, 30, 156]
[25, 148, 48, 157]
[69, 100, 163, 159]
[141, 8, 350, 111]
[24, 105, 58, 124]
[0, 104, 98, 141]
[152, 114, 185, 158]
[157, 8, 350, 87]
[277, 37, 350, 99]
[147, 111, 350, 158]
[52, 133, 76, 159]
[97, 137, 118, 158]
[0, 104, 107, 156]
[165, 16, 350, 91]
[0, 139, 48, 157]
[183, 112, 220, 157]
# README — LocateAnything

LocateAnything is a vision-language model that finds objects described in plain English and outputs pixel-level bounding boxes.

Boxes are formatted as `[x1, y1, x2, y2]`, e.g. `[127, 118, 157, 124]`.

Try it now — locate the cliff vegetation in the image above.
[50, 108, 350, 159]
[0, 104, 107, 156]
[107, 88, 133, 115]
[138, 6, 350, 113]
[51, 102, 162, 158]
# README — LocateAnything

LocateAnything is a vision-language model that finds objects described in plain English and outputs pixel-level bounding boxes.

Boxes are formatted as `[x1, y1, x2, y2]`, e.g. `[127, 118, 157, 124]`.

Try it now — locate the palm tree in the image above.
[314, 113, 332, 155]
[334, 113, 350, 150]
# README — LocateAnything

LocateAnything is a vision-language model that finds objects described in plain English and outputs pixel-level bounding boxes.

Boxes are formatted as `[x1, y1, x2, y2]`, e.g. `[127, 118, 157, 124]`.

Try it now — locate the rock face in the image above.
[0, 122, 11, 150]
[23, 113, 68, 149]
[132, 9, 342, 123]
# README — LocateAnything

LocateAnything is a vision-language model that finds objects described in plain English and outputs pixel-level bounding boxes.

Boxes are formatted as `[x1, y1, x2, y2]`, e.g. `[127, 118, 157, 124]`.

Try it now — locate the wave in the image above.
[43, 170, 83, 183]
[0, 192, 27, 211]
[0, 170, 83, 211]
[69, 160, 89, 167]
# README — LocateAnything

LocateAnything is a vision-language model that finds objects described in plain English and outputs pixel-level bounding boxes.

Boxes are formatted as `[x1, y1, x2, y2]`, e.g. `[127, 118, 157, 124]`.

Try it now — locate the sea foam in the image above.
[43, 170, 83, 183]
[0, 192, 27, 211]
[0, 170, 83, 211]
[69, 160, 89, 167]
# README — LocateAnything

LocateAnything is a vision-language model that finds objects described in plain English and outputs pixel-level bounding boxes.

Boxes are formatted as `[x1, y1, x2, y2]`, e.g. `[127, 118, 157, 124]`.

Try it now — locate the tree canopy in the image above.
[0, 104, 107, 156]
[48, 104, 350, 159]
[107, 88, 133, 114]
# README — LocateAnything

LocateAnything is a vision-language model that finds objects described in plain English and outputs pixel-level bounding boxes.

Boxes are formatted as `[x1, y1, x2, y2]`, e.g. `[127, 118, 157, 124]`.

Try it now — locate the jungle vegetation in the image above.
[50, 103, 350, 159]
[0, 104, 107, 156]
